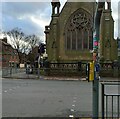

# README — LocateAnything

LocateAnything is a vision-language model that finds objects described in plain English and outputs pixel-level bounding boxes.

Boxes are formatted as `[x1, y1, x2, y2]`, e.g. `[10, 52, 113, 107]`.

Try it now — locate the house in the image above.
[0, 37, 19, 68]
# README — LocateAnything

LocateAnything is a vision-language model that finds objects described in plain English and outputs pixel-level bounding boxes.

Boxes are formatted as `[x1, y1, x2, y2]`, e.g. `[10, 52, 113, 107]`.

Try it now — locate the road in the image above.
[2, 78, 119, 117]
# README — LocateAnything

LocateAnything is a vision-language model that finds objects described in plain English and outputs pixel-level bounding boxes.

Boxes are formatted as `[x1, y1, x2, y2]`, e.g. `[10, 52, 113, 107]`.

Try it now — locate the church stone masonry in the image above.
[100, 6, 117, 62]
[44, 0, 118, 64]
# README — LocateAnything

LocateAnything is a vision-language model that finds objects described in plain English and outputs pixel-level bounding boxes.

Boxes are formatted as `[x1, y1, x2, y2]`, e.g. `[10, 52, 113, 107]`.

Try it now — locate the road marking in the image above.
[69, 115, 74, 117]
[9, 89, 12, 91]
[69, 96, 77, 118]
[72, 104, 75, 107]
[4, 90, 7, 93]
[71, 109, 74, 112]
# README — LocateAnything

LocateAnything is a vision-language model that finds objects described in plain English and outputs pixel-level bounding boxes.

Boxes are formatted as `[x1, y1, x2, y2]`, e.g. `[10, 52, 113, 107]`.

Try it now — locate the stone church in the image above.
[44, 0, 118, 64]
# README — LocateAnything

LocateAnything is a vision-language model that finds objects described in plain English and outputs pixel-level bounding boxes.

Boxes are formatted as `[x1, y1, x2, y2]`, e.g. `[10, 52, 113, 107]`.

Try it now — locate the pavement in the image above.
[2, 71, 120, 82]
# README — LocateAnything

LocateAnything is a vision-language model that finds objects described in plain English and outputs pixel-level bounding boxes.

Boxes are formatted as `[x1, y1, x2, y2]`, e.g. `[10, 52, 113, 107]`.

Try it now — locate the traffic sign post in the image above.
[92, 1, 105, 119]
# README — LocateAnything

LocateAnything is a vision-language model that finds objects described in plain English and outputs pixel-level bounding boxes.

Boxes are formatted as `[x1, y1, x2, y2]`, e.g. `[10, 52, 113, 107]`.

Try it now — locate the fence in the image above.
[100, 63, 114, 77]
[2, 62, 119, 77]
[44, 62, 87, 76]
[2, 67, 25, 77]
[101, 83, 120, 119]
[44, 62, 119, 77]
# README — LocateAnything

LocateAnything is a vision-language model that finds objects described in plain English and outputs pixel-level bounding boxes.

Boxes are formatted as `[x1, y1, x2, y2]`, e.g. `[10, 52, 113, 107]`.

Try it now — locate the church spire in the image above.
[51, 0, 60, 16]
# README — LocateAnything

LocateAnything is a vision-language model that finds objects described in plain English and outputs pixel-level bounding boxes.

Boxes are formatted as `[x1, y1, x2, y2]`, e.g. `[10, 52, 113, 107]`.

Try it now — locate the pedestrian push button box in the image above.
[86, 61, 94, 82]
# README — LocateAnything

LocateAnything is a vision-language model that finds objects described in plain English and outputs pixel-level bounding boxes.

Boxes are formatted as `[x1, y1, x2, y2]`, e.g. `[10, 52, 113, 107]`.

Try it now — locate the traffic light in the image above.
[41, 44, 45, 54]
[38, 43, 46, 54]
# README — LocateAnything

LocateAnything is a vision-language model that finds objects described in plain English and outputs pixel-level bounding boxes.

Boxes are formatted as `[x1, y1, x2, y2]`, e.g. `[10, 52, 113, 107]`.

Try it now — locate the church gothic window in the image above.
[65, 8, 93, 50]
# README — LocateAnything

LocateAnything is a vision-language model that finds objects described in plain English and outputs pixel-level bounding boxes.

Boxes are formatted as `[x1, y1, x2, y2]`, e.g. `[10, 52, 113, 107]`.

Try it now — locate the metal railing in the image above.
[101, 83, 120, 119]
[2, 67, 25, 77]
[43, 61, 120, 77]
[43, 62, 87, 76]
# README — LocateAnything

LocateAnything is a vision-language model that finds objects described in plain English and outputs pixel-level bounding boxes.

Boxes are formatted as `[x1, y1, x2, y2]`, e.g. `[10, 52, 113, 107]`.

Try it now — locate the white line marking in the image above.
[4, 90, 7, 93]
[71, 109, 74, 112]
[69, 115, 74, 117]
[72, 104, 75, 107]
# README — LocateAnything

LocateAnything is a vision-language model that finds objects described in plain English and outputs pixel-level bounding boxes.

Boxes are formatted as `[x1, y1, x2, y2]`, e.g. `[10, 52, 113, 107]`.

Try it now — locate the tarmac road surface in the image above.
[2, 78, 119, 118]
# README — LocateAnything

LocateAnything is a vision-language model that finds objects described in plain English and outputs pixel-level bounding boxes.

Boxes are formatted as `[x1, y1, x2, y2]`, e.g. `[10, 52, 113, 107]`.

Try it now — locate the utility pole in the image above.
[92, 1, 105, 119]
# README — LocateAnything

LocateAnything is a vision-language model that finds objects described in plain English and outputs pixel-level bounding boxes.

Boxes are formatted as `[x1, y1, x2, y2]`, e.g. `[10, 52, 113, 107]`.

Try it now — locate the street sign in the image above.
[93, 31, 99, 50]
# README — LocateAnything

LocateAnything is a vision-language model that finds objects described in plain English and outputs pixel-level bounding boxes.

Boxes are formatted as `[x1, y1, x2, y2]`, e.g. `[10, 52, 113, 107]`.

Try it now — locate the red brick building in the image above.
[0, 37, 19, 68]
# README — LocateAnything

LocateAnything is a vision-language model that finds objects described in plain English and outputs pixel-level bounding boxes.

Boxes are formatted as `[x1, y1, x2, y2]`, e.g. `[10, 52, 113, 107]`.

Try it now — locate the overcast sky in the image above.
[1, 0, 120, 43]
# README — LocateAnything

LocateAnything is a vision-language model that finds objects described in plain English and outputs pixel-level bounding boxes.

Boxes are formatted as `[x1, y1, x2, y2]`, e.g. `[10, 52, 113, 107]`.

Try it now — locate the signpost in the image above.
[92, 1, 105, 118]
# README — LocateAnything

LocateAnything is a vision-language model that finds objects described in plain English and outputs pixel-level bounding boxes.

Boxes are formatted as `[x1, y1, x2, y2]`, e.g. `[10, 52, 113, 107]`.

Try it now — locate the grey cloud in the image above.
[2, 2, 51, 33]
[2, 2, 51, 18]
[2, 0, 119, 39]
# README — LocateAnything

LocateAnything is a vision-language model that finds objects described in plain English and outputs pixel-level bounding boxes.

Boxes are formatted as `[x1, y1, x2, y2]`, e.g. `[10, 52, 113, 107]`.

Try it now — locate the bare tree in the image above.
[25, 34, 40, 53]
[5, 28, 26, 64]
[4, 28, 41, 65]
[25, 34, 40, 64]
[4, 28, 31, 65]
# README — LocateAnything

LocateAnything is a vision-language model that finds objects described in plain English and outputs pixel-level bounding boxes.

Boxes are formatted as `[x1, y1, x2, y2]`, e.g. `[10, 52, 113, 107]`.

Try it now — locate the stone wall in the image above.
[44, 62, 120, 78]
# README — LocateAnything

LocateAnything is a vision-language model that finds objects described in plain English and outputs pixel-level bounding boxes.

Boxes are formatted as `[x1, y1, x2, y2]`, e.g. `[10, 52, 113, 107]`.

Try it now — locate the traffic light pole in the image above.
[38, 55, 40, 79]
[38, 43, 46, 78]
[92, 1, 105, 119]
